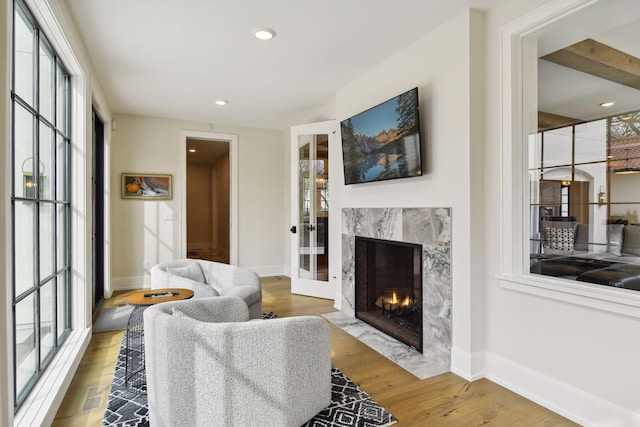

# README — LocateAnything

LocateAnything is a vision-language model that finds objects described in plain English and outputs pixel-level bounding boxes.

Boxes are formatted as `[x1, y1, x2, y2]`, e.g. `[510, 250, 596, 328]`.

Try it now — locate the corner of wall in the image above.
[450, 347, 485, 382]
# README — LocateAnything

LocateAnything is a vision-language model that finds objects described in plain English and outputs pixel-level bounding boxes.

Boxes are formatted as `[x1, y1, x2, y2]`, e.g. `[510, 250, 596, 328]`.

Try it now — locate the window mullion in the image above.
[33, 25, 43, 375]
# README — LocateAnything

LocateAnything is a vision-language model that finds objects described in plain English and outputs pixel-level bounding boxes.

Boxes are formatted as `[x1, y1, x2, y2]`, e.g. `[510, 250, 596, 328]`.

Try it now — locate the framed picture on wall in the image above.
[121, 173, 172, 200]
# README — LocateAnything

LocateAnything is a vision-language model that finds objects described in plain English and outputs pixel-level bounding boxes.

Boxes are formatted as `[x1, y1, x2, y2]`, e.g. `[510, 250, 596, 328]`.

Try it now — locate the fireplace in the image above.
[355, 236, 423, 352]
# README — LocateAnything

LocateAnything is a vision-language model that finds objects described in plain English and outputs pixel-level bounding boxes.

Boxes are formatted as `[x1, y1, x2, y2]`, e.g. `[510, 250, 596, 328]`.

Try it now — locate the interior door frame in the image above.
[180, 130, 238, 265]
[91, 107, 105, 312]
[290, 120, 338, 300]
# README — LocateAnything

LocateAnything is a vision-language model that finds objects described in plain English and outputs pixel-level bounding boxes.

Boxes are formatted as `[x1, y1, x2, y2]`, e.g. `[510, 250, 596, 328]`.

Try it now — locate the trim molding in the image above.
[111, 266, 288, 291]
[179, 130, 239, 266]
[111, 275, 150, 291]
[450, 347, 484, 382]
[484, 351, 640, 427]
[14, 329, 90, 427]
[247, 264, 287, 278]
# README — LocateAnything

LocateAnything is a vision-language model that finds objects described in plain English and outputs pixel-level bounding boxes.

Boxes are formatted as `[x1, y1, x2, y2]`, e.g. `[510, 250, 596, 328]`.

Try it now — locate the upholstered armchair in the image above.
[143, 296, 331, 427]
[150, 259, 262, 318]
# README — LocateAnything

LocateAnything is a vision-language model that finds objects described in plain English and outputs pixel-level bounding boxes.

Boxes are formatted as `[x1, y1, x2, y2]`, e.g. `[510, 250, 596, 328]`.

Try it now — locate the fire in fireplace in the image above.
[354, 236, 423, 352]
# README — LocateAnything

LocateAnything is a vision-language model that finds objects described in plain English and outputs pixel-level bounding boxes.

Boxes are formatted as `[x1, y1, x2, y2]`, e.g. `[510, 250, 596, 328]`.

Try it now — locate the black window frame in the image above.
[10, 0, 72, 410]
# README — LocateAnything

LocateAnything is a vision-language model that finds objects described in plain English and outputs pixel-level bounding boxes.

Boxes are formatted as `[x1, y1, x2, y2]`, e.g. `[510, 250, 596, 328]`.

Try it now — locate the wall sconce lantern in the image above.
[598, 185, 606, 205]
[22, 158, 44, 198]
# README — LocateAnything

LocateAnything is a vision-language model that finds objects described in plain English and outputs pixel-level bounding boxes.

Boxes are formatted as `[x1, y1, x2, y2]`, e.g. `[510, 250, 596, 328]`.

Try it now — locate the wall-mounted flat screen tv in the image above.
[341, 87, 422, 185]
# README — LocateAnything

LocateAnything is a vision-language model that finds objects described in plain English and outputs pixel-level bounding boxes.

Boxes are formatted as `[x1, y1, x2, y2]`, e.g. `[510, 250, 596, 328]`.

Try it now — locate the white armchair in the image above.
[150, 259, 262, 318]
[143, 296, 331, 427]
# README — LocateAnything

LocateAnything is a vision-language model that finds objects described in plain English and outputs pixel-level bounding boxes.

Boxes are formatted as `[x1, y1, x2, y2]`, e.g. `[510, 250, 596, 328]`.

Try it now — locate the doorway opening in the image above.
[92, 108, 105, 313]
[186, 138, 230, 263]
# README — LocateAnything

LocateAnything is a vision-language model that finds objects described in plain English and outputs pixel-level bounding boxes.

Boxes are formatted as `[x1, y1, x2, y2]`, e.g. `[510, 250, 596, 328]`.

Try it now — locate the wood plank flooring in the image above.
[52, 276, 577, 426]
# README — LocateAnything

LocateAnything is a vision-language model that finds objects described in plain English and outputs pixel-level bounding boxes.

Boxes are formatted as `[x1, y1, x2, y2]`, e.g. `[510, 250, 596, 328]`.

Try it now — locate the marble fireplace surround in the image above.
[326, 207, 452, 379]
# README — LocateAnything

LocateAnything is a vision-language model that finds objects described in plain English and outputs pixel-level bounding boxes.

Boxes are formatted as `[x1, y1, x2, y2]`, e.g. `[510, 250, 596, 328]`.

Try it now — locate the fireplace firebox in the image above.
[355, 236, 423, 352]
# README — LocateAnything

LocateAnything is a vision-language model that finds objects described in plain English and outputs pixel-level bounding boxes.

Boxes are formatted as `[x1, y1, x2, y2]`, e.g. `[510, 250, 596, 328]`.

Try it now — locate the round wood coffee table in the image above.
[125, 288, 194, 306]
[124, 288, 194, 390]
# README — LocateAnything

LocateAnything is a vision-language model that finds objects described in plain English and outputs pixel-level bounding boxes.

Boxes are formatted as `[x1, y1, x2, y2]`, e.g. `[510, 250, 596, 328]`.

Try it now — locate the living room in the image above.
[2, 0, 640, 426]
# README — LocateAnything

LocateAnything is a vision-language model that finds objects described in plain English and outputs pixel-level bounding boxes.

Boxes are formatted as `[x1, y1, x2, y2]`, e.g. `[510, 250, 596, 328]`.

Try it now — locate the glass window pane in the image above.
[575, 162, 608, 206]
[41, 280, 55, 361]
[14, 5, 34, 106]
[14, 201, 35, 296]
[610, 171, 640, 204]
[56, 67, 68, 135]
[15, 293, 36, 398]
[542, 127, 572, 168]
[39, 41, 54, 121]
[40, 202, 55, 279]
[56, 135, 67, 201]
[609, 203, 640, 225]
[14, 104, 34, 199]
[57, 271, 69, 338]
[39, 121, 54, 200]
[12, 0, 73, 408]
[574, 120, 606, 164]
[57, 204, 67, 269]
[528, 133, 542, 170]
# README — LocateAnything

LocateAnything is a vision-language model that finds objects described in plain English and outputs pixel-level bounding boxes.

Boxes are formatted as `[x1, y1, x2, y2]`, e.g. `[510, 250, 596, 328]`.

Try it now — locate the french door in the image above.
[290, 120, 337, 299]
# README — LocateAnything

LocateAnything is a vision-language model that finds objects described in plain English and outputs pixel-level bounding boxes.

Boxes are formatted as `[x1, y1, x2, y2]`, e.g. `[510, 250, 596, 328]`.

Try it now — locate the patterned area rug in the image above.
[103, 312, 397, 427]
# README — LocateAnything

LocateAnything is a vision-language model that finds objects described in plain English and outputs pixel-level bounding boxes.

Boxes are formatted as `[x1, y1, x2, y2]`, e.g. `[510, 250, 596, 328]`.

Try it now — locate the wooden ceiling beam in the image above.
[538, 111, 581, 132]
[542, 38, 640, 90]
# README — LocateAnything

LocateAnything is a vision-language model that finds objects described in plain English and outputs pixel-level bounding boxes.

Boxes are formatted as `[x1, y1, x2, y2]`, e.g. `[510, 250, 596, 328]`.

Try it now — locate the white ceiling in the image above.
[60, 0, 640, 131]
[61, 0, 505, 130]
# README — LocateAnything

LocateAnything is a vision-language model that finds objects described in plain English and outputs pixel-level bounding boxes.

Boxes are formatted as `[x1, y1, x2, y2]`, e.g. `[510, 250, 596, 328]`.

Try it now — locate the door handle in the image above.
[290, 226, 296, 234]
[309, 224, 316, 232]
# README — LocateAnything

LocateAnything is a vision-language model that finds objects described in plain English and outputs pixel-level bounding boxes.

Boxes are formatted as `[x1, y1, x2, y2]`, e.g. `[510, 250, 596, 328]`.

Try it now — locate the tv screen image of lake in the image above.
[341, 88, 422, 185]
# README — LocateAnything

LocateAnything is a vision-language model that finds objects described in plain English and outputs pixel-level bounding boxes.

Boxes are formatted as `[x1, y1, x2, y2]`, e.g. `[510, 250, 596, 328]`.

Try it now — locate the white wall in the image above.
[332, 10, 484, 378]
[484, 0, 640, 424]
[110, 114, 286, 289]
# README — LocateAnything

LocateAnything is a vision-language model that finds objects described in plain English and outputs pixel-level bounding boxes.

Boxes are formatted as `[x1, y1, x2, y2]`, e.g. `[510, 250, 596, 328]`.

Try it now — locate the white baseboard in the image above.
[484, 351, 640, 427]
[248, 264, 287, 277]
[112, 266, 286, 292]
[450, 346, 484, 381]
[111, 275, 150, 291]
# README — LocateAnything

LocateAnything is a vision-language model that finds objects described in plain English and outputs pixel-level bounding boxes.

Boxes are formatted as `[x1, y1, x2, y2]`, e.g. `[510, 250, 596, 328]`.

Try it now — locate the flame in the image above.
[402, 296, 411, 306]
[391, 292, 398, 304]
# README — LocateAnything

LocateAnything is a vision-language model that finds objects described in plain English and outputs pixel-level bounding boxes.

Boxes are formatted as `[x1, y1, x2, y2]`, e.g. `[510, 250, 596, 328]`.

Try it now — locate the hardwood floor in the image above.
[53, 276, 576, 426]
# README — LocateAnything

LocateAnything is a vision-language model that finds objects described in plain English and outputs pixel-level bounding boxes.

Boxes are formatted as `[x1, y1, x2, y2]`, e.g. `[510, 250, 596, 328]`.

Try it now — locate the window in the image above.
[526, 6, 640, 286]
[11, 0, 72, 409]
[529, 114, 640, 279]
[500, 0, 640, 315]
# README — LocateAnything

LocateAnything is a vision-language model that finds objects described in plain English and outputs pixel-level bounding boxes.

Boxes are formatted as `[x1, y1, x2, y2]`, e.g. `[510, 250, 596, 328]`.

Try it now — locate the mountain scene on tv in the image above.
[341, 89, 421, 184]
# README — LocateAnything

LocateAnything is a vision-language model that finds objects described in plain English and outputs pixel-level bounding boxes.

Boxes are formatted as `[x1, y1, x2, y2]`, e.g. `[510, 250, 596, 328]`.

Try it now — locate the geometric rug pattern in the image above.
[103, 312, 397, 427]
[301, 367, 397, 427]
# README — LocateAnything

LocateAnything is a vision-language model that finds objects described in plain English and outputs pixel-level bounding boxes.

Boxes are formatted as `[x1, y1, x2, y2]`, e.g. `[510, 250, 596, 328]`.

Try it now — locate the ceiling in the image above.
[186, 138, 229, 165]
[59, 0, 640, 132]
[61, 0, 505, 130]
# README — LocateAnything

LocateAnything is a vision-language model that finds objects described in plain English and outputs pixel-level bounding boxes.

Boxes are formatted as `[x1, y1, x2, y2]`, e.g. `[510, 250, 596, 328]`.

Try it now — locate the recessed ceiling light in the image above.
[600, 101, 615, 107]
[254, 27, 276, 41]
[188, 149, 197, 153]
[215, 99, 228, 106]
